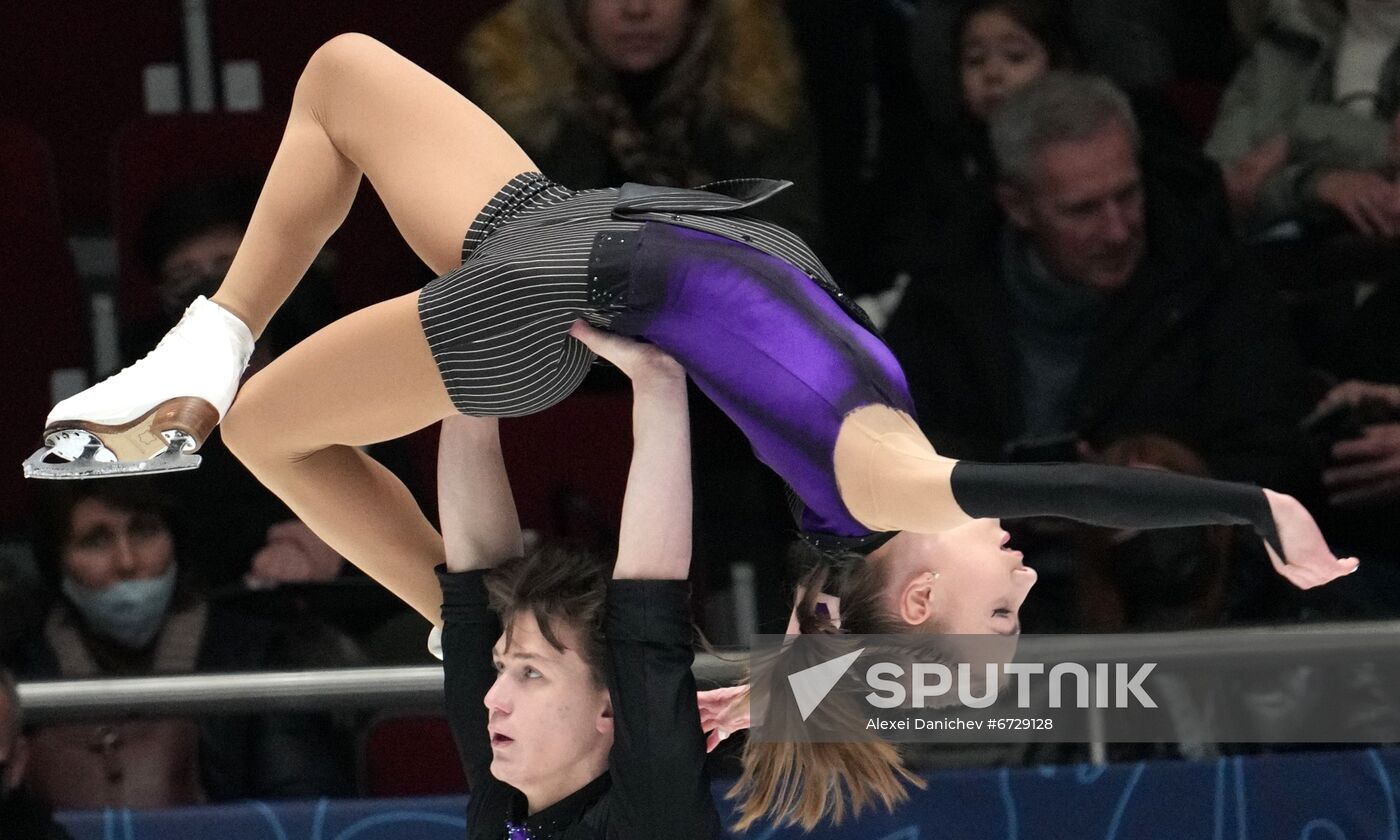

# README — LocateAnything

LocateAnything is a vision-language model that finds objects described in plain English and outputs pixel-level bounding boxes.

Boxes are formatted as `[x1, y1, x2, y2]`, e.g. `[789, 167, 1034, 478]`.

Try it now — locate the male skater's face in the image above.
[484, 613, 613, 800]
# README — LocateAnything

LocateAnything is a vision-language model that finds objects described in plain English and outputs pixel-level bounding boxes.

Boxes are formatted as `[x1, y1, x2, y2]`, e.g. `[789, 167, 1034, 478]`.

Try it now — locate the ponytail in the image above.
[727, 541, 928, 831]
[728, 738, 924, 832]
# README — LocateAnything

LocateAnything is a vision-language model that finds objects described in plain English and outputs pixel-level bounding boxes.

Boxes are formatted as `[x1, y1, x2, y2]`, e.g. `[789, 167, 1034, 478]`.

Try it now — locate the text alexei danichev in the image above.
[866, 717, 1054, 731]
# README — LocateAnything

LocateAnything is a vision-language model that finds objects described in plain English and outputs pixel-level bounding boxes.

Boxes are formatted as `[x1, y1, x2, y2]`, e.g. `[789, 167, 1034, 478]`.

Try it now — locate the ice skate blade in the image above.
[23, 446, 202, 480]
[42, 396, 218, 461]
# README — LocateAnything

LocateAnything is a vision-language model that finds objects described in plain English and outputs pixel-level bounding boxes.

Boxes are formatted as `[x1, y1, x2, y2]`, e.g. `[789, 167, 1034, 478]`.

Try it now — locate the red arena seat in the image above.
[362, 713, 467, 798]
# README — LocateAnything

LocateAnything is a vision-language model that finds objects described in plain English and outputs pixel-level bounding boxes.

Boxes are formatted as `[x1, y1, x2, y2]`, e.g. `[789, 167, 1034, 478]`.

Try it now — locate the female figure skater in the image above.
[436, 325, 720, 838]
[31, 33, 1355, 828]
[32, 30, 1352, 646]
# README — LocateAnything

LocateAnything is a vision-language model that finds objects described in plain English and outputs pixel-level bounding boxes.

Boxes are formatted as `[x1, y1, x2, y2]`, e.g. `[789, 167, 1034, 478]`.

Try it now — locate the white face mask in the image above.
[61, 563, 177, 649]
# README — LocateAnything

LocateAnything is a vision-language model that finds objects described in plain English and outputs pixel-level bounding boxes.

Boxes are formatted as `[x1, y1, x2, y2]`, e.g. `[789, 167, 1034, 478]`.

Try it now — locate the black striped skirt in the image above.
[417, 173, 640, 417]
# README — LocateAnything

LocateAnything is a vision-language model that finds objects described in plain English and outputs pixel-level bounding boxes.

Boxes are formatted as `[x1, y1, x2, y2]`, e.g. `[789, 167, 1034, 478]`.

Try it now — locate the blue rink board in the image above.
[57, 746, 1400, 840]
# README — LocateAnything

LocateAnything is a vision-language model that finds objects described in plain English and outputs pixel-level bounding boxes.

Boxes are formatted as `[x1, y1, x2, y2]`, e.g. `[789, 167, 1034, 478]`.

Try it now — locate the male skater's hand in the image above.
[569, 321, 683, 383]
[1263, 489, 1360, 588]
[698, 685, 751, 752]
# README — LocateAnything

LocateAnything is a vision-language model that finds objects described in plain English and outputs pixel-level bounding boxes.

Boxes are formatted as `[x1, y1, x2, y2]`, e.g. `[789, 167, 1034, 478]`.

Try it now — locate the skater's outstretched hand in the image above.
[569, 321, 683, 383]
[698, 685, 751, 752]
[1264, 489, 1360, 588]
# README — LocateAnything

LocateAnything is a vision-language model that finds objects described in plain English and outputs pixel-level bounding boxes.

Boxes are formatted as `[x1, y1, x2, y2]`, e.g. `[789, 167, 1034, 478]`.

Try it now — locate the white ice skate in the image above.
[24, 296, 254, 479]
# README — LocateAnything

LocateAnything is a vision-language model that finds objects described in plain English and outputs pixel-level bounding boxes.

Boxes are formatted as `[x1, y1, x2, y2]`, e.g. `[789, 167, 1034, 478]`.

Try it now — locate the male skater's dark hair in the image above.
[484, 542, 610, 686]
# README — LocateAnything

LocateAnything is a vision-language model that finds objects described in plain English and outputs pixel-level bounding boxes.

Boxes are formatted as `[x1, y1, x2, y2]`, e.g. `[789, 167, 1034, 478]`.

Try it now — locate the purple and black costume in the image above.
[420, 172, 904, 541]
[603, 222, 913, 538]
[419, 173, 1282, 553]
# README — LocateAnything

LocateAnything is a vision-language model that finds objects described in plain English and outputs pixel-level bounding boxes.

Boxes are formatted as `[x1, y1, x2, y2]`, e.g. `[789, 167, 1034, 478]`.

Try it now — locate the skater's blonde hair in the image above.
[728, 544, 928, 832]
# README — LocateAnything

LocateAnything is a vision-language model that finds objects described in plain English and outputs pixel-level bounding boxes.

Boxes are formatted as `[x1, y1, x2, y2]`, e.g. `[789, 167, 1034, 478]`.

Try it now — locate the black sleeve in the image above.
[950, 461, 1284, 559]
[603, 580, 723, 839]
[438, 566, 502, 794]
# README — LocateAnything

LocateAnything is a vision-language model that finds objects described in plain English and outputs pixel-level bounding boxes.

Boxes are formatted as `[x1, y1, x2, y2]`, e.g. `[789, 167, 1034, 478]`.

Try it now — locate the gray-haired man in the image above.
[885, 72, 1318, 629]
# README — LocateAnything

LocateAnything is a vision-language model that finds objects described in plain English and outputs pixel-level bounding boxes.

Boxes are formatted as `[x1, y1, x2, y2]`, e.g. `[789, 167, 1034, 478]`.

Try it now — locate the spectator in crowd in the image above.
[458, 0, 820, 241]
[884, 73, 1318, 628]
[873, 0, 1083, 297]
[870, 0, 1224, 318]
[888, 71, 1314, 493]
[0, 668, 72, 840]
[460, 0, 822, 635]
[1311, 382, 1400, 509]
[12, 479, 356, 809]
[1300, 379, 1400, 602]
[904, 0, 1235, 171]
[1205, 0, 1400, 582]
[1207, 0, 1400, 235]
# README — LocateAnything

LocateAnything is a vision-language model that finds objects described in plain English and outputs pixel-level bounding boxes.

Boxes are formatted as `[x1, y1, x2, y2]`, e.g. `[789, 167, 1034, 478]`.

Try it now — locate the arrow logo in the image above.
[788, 648, 866, 721]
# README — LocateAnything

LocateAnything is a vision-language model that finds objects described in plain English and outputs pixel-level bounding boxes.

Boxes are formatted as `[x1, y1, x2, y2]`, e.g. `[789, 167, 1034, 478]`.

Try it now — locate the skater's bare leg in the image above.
[212, 33, 535, 336]
[221, 290, 457, 622]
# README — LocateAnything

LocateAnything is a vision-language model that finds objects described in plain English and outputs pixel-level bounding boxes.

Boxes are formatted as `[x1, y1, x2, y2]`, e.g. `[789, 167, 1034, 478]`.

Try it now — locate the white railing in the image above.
[18, 622, 1400, 724]
[16, 653, 746, 723]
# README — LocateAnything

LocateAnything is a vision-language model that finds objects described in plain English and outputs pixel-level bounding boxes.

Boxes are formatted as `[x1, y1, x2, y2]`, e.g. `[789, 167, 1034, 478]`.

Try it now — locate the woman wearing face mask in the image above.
[435, 324, 721, 838]
[33, 33, 1357, 828]
[1209, 0, 1400, 235]
[11, 479, 354, 809]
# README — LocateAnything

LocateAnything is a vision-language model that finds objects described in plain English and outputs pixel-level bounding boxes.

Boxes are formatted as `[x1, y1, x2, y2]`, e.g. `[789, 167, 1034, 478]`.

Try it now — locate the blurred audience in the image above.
[1310, 379, 1400, 510]
[1207, 0, 1400, 236]
[459, 0, 820, 240]
[884, 73, 1317, 628]
[779, 0, 932, 297]
[0, 668, 72, 839]
[0, 544, 45, 667]
[1301, 378, 1400, 597]
[904, 0, 1237, 164]
[869, 0, 1225, 313]
[1073, 435, 1276, 632]
[11, 479, 356, 809]
[887, 71, 1315, 493]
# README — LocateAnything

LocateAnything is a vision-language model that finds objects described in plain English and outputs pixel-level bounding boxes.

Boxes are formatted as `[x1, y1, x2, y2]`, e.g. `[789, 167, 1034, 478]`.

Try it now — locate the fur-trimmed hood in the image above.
[461, 0, 804, 152]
